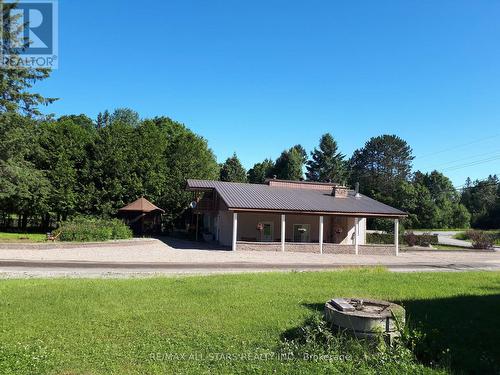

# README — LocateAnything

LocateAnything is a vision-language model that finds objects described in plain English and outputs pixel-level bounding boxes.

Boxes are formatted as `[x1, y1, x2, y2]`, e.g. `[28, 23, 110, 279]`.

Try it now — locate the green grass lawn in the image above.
[408, 229, 467, 232]
[1, 270, 499, 374]
[0, 232, 46, 242]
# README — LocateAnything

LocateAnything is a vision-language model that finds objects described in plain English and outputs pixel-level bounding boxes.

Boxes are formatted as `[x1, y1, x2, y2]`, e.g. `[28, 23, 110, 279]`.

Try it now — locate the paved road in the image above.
[0, 238, 499, 277]
[411, 230, 473, 248]
[412, 230, 500, 250]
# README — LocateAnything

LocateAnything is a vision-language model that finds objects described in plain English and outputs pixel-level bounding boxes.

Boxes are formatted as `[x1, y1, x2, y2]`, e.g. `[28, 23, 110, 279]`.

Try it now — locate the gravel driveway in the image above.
[0, 237, 499, 278]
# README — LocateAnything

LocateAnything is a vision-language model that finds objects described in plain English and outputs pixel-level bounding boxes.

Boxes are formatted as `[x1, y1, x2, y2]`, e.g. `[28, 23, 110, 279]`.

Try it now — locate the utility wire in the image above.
[442, 155, 500, 172]
[415, 133, 500, 160]
[419, 149, 500, 169]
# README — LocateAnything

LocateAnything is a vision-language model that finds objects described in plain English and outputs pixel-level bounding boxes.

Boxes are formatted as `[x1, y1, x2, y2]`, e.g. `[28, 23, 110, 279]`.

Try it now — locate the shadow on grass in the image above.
[300, 296, 500, 374]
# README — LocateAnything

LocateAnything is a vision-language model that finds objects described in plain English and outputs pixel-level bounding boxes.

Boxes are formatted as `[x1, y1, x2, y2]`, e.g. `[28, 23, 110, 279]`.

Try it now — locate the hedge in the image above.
[56, 217, 133, 242]
[464, 230, 496, 250]
[367, 232, 438, 247]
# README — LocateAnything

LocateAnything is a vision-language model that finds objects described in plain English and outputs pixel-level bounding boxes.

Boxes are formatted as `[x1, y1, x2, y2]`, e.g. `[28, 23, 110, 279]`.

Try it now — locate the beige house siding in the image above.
[213, 210, 366, 247]
[216, 210, 233, 247]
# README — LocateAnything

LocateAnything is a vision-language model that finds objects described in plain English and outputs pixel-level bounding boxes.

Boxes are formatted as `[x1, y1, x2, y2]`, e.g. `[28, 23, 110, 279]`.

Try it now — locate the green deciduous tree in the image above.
[401, 171, 470, 229]
[37, 115, 96, 222]
[247, 158, 274, 184]
[110, 108, 141, 127]
[461, 175, 499, 228]
[349, 135, 414, 204]
[158, 117, 219, 222]
[220, 153, 247, 182]
[273, 146, 306, 180]
[306, 133, 347, 183]
[0, 113, 51, 229]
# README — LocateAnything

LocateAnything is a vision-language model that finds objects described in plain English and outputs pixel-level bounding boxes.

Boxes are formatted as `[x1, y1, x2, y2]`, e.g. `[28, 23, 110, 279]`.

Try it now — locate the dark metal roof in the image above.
[118, 197, 165, 213]
[186, 179, 407, 217]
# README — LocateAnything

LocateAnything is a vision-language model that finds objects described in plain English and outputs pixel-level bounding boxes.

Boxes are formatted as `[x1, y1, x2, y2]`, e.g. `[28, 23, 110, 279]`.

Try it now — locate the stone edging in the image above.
[236, 241, 396, 255]
[0, 238, 158, 250]
[401, 247, 495, 253]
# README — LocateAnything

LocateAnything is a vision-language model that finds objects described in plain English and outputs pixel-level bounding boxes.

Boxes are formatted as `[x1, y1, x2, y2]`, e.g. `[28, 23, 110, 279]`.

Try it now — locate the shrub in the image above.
[413, 233, 436, 247]
[368, 232, 438, 247]
[404, 232, 418, 247]
[56, 217, 133, 242]
[366, 233, 398, 244]
[466, 230, 494, 250]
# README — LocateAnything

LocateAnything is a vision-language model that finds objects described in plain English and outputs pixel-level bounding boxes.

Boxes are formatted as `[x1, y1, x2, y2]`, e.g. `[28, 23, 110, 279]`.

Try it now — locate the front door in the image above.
[293, 224, 311, 243]
[261, 222, 274, 242]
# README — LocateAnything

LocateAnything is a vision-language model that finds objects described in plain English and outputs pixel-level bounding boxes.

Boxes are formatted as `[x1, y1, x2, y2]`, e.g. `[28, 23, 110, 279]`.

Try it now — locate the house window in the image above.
[260, 221, 274, 242]
[293, 224, 310, 243]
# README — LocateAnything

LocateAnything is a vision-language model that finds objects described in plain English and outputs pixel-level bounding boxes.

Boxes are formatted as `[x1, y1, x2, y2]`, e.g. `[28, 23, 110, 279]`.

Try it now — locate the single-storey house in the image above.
[186, 178, 407, 255]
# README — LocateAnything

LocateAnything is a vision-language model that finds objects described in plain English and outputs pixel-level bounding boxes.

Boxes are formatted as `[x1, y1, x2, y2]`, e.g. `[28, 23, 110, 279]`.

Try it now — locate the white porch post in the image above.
[319, 216, 324, 254]
[232, 212, 238, 251]
[281, 214, 286, 252]
[354, 217, 359, 255]
[394, 218, 399, 256]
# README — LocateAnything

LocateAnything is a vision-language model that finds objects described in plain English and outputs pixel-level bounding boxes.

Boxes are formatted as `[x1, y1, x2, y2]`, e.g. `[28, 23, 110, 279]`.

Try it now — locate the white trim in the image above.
[281, 214, 285, 252]
[394, 218, 399, 256]
[319, 216, 324, 254]
[232, 212, 238, 251]
[354, 217, 359, 255]
[229, 207, 405, 218]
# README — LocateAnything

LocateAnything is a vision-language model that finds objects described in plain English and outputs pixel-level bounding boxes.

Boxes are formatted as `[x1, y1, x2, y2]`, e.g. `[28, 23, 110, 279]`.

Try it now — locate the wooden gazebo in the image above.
[117, 197, 165, 235]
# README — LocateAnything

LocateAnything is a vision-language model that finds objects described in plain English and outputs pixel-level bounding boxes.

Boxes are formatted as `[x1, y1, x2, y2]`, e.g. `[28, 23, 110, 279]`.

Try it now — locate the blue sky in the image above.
[38, 0, 500, 186]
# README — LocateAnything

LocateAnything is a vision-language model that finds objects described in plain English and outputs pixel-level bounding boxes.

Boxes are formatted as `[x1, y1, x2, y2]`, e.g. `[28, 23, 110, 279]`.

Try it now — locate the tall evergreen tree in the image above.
[96, 112, 104, 129]
[0, 1, 56, 116]
[306, 133, 347, 183]
[102, 110, 110, 127]
[292, 144, 308, 164]
[219, 153, 247, 182]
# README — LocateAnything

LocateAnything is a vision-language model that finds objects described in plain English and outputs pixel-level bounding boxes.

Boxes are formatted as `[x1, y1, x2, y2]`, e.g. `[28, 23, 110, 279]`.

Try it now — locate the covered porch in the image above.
[209, 210, 400, 256]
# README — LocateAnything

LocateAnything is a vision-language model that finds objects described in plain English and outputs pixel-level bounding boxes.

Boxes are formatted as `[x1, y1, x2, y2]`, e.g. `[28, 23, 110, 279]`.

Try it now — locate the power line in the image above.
[442, 155, 500, 172]
[419, 149, 500, 169]
[415, 133, 500, 160]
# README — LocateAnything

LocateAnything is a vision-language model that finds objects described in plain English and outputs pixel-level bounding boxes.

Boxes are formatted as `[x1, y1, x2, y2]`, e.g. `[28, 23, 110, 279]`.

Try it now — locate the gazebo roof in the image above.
[118, 197, 165, 213]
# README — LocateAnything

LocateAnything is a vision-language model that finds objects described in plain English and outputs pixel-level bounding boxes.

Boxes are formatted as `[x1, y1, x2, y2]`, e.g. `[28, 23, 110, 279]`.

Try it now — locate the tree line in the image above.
[219, 134, 499, 230]
[1, 104, 498, 231]
[1, 107, 498, 231]
[0, 111, 219, 230]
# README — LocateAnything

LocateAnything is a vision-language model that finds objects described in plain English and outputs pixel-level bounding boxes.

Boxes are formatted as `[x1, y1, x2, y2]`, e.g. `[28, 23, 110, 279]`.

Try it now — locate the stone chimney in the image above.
[332, 185, 348, 198]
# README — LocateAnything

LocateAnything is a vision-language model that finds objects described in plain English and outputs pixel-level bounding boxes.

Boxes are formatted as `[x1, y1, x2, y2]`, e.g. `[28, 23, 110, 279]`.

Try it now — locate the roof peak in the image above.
[264, 178, 339, 186]
[118, 197, 165, 213]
